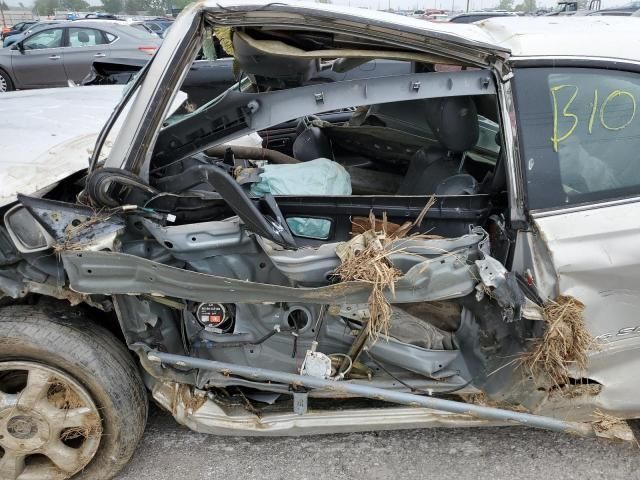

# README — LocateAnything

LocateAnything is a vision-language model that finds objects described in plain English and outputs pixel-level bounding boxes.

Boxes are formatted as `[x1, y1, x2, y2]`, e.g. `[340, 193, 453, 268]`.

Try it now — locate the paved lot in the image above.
[116, 406, 640, 480]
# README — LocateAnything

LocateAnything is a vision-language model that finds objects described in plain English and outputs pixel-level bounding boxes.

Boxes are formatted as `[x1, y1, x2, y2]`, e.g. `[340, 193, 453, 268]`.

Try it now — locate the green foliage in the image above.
[515, 0, 536, 10]
[62, 0, 89, 10]
[497, 0, 514, 10]
[123, 0, 142, 14]
[121, 0, 166, 14]
[171, 0, 192, 9]
[34, 0, 59, 16]
[101, 0, 122, 13]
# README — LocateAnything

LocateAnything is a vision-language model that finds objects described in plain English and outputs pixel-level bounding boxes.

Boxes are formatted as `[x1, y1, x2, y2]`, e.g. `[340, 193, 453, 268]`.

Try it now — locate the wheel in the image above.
[0, 70, 14, 93]
[0, 306, 148, 480]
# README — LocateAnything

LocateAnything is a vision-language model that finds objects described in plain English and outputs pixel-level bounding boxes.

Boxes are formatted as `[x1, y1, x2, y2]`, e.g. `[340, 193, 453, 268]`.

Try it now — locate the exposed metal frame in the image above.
[496, 75, 526, 226]
[151, 69, 496, 171]
[105, 2, 203, 176]
[148, 349, 596, 437]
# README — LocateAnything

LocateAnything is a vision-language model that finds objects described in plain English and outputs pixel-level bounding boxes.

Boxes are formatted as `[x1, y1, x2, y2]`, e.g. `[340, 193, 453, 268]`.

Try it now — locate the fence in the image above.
[1, 10, 37, 28]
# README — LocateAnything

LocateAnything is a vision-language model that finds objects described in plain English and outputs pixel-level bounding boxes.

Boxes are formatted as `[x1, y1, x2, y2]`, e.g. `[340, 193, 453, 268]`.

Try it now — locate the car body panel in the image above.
[62, 26, 112, 82]
[477, 16, 640, 59]
[10, 40, 67, 88]
[0, 85, 126, 204]
[532, 203, 640, 343]
[0, 85, 187, 206]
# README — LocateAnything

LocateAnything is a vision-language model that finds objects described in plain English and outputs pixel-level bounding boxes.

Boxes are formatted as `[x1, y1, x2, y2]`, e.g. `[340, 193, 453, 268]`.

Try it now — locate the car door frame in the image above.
[101, 1, 510, 176]
[507, 56, 640, 417]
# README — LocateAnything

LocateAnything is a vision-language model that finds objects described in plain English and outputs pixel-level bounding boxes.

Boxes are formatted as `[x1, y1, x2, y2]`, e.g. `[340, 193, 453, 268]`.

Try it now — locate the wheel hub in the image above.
[0, 362, 102, 480]
[6, 416, 37, 439]
[0, 408, 51, 452]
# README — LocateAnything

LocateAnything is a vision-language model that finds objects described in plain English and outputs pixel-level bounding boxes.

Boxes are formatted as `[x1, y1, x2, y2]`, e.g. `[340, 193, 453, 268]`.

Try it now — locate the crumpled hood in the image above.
[0, 85, 126, 206]
[0, 85, 187, 207]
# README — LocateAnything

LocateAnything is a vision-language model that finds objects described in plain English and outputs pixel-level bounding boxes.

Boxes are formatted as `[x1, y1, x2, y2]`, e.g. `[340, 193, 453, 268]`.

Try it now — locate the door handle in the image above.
[48, 55, 61, 60]
[94, 53, 106, 58]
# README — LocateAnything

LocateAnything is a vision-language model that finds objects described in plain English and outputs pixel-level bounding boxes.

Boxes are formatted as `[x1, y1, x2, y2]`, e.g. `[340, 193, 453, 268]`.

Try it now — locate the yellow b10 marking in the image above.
[550, 85, 637, 152]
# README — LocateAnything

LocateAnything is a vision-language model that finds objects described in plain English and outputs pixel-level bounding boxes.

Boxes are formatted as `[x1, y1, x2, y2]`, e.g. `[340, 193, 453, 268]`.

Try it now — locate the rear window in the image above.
[514, 67, 640, 210]
[116, 24, 158, 40]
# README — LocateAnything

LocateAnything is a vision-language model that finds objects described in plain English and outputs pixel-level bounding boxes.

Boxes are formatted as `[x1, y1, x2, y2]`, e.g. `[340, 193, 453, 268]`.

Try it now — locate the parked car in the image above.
[424, 13, 450, 21]
[2, 20, 66, 47]
[143, 19, 174, 36]
[449, 10, 518, 22]
[0, 20, 38, 40]
[2, 5, 640, 479]
[587, 8, 639, 15]
[0, 21, 161, 92]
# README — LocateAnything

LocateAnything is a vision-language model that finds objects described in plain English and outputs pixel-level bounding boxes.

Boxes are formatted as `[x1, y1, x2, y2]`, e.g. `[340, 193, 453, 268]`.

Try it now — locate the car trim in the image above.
[530, 195, 640, 218]
[511, 55, 640, 70]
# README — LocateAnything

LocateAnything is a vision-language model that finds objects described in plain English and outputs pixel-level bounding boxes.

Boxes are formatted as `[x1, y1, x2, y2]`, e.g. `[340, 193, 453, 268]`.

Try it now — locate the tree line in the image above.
[31, 0, 192, 16]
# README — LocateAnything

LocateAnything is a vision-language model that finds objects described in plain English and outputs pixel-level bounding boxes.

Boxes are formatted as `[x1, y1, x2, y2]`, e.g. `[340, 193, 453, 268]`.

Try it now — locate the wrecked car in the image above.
[1, 5, 640, 479]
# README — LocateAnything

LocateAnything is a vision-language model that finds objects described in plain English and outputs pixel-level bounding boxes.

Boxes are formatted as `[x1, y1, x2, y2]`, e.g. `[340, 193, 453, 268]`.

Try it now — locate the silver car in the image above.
[0, 21, 161, 92]
[3, 4, 640, 480]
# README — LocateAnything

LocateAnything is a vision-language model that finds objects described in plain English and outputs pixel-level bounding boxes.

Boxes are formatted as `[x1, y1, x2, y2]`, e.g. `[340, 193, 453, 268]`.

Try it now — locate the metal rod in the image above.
[149, 351, 595, 437]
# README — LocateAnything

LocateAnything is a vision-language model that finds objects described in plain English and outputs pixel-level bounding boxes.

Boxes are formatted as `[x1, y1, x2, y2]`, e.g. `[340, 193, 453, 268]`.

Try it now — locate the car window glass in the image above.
[68, 28, 105, 47]
[22, 28, 63, 50]
[515, 67, 640, 209]
[147, 23, 161, 31]
[115, 24, 158, 40]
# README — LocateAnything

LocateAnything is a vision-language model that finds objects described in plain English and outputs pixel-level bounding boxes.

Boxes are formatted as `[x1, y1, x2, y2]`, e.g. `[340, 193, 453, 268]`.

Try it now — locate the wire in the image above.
[364, 349, 472, 396]
[313, 305, 327, 342]
[328, 353, 353, 380]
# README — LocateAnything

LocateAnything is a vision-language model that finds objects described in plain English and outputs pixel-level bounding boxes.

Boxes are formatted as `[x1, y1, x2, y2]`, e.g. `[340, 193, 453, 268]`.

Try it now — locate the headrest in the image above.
[77, 31, 90, 43]
[425, 97, 479, 153]
[293, 127, 333, 162]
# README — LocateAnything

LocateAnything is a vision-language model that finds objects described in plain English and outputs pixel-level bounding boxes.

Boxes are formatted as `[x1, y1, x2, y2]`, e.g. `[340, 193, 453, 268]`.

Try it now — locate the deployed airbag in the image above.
[250, 158, 351, 238]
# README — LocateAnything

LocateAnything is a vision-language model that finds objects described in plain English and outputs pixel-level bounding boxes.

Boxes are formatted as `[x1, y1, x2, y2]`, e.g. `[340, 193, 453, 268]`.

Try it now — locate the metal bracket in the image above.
[293, 391, 308, 415]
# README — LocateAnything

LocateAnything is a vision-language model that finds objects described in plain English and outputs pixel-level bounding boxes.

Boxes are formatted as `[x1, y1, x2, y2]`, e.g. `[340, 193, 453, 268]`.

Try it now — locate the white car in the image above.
[1, 6, 640, 479]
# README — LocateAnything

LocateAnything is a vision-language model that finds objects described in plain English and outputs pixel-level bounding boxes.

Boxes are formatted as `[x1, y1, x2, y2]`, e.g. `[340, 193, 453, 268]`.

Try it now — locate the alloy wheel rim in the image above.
[0, 361, 102, 480]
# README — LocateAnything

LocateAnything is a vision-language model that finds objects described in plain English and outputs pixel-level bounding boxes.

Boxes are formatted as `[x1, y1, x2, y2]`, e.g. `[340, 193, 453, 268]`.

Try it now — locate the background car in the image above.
[143, 19, 174, 37]
[3, 20, 66, 47]
[1, 20, 38, 40]
[448, 11, 518, 23]
[0, 21, 161, 92]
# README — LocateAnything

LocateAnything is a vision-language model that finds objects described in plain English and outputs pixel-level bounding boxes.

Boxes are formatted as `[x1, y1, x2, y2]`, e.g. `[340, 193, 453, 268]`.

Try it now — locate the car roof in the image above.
[475, 16, 640, 60]
[204, 1, 640, 63]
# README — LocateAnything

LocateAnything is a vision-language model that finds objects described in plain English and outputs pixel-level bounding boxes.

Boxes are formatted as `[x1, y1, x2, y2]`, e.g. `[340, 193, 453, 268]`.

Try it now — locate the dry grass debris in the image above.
[60, 413, 103, 442]
[591, 409, 625, 434]
[462, 392, 529, 413]
[48, 380, 84, 409]
[334, 197, 437, 340]
[521, 295, 595, 388]
[591, 409, 635, 442]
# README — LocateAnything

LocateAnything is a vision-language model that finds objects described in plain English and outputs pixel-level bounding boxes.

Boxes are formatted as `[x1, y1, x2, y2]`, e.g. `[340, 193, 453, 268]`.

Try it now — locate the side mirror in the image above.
[10, 42, 23, 51]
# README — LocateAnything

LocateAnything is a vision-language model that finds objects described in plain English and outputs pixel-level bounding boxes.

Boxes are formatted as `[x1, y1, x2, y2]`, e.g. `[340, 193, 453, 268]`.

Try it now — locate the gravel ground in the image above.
[116, 406, 640, 480]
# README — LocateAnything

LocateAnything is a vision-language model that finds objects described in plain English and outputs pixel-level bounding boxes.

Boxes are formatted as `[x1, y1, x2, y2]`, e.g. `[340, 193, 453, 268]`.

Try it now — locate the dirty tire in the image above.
[0, 69, 14, 93]
[0, 306, 148, 479]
